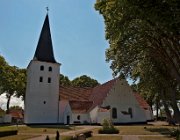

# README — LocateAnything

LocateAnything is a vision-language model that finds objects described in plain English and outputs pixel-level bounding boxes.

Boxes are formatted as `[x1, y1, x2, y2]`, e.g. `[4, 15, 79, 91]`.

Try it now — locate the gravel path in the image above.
[122, 135, 139, 140]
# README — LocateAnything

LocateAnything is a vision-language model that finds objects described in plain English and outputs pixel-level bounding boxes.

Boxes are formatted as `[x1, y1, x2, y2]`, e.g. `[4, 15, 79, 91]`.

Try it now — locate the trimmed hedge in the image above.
[98, 127, 119, 134]
[0, 130, 18, 137]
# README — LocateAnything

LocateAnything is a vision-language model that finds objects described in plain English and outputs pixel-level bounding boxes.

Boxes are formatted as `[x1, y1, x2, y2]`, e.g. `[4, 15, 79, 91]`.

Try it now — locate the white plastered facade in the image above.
[24, 60, 60, 124]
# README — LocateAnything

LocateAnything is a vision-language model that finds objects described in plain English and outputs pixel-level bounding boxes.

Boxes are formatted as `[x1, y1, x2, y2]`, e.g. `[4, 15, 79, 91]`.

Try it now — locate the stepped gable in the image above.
[89, 78, 118, 109]
[59, 86, 92, 101]
[134, 93, 150, 110]
[69, 100, 93, 113]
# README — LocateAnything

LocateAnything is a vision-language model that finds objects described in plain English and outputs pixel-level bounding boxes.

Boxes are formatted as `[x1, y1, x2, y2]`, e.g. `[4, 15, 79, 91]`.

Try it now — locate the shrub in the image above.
[83, 131, 92, 138]
[98, 119, 119, 134]
[170, 128, 180, 140]
[0, 130, 18, 137]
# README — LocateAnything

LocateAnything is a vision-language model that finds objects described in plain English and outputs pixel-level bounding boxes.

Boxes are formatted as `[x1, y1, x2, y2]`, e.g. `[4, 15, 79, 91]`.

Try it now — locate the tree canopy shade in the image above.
[71, 75, 100, 88]
[95, 0, 180, 123]
[60, 74, 71, 87]
[0, 55, 26, 113]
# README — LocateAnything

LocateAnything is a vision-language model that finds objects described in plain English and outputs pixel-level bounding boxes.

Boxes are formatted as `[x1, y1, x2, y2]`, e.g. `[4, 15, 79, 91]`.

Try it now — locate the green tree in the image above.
[9, 106, 23, 111]
[15, 68, 27, 100]
[72, 75, 99, 88]
[59, 74, 71, 87]
[0, 55, 26, 113]
[95, 0, 180, 122]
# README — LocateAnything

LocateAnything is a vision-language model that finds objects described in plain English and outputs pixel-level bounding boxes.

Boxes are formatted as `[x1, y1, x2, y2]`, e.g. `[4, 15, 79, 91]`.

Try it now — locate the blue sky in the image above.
[0, 0, 113, 84]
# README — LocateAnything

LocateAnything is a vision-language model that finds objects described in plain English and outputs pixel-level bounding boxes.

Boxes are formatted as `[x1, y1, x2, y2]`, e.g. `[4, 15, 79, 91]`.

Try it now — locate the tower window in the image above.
[128, 108, 133, 118]
[112, 108, 117, 119]
[49, 66, 52, 72]
[39, 77, 43, 82]
[77, 115, 80, 120]
[48, 77, 51, 83]
[40, 65, 44, 71]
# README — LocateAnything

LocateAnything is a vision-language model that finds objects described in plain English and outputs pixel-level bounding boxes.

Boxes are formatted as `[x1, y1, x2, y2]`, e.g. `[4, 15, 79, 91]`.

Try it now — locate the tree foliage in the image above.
[95, 0, 180, 122]
[0, 55, 26, 113]
[72, 75, 100, 88]
[59, 74, 71, 87]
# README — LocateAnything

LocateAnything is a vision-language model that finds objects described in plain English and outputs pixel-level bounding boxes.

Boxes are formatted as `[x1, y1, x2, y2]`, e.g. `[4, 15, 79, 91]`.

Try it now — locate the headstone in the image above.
[78, 134, 86, 140]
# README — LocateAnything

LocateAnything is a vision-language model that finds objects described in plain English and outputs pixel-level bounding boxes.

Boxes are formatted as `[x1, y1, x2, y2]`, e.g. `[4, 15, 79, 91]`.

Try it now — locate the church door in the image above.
[67, 115, 70, 124]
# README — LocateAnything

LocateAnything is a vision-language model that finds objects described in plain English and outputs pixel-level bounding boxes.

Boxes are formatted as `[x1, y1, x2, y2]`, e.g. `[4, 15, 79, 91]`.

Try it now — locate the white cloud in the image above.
[0, 93, 24, 110]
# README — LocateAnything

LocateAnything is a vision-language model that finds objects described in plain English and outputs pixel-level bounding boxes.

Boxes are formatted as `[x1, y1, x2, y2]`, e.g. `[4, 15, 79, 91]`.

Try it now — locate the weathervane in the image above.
[46, 7, 49, 13]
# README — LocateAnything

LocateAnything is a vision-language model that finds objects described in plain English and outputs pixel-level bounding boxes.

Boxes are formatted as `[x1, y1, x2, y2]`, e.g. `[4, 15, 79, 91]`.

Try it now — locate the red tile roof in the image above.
[89, 79, 117, 109]
[69, 100, 93, 113]
[60, 86, 92, 101]
[134, 93, 150, 110]
[9, 110, 23, 119]
[98, 107, 110, 112]
[59, 79, 117, 112]
[59, 79, 150, 113]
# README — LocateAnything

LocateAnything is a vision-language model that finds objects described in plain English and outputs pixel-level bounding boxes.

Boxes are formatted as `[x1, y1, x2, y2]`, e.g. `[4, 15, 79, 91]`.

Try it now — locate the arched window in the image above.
[48, 77, 51, 83]
[49, 66, 52, 72]
[77, 115, 80, 120]
[128, 108, 133, 118]
[112, 108, 117, 119]
[39, 77, 43, 82]
[40, 65, 44, 71]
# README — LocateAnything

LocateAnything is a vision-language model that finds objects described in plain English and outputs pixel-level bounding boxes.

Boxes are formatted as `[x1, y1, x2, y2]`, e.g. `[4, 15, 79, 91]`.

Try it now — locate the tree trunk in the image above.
[6, 94, 12, 114]
[160, 90, 174, 125]
[156, 99, 159, 120]
[169, 88, 180, 123]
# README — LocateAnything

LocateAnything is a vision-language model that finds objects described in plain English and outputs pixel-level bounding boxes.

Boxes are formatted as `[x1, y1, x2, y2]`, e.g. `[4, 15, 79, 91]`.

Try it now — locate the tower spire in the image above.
[33, 14, 56, 63]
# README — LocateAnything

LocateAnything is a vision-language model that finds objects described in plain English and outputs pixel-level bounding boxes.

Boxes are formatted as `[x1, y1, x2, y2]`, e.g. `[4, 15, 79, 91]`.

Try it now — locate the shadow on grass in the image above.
[145, 127, 172, 135]
[27, 125, 73, 130]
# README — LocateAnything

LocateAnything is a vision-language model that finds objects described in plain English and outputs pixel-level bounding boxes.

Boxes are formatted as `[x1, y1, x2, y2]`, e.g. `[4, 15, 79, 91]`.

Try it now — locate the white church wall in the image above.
[97, 111, 111, 124]
[102, 79, 146, 123]
[144, 108, 154, 121]
[72, 113, 90, 124]
[3, 114, 12, 123]
[24, 60, 60, 124]
[63, 105, 72, 124]
[58, 101, 71, 124]
[89, 106, 99, 124]
[0, 116, 3, 123]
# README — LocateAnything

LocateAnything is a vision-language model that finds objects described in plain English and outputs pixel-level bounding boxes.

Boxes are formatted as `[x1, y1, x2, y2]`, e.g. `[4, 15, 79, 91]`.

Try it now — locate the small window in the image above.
[43, 101, 46, 104]
[77, 115, 80, 120]
[40, 65, 44, 71]
[128, 108, 133, 118]
[112, 108, 117, 119]
[39, 77, 43, 82]
[48, 77, 51, 83]
[49, 66, 52, 72]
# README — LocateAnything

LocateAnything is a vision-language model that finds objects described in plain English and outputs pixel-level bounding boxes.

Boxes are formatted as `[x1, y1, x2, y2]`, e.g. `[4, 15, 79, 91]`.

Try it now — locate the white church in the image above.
[24, 14, 153, 125]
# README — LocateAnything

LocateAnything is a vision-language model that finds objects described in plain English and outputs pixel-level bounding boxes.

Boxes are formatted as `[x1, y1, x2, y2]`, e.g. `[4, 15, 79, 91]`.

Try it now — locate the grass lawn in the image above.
[139, 136, 176, 140]
[93, 125, 177, 135]
[0, 135, 39, 140]
[87, 136, 122, 140]
[0, 125, 75, 134]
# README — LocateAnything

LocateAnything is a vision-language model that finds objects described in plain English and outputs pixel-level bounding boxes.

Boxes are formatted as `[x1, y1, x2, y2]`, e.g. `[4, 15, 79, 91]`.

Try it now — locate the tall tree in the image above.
[72, 75, 99, 88]
[0, 55, 26, 113]
[95, 0, 180, 122]
[15, 69, 27, 100]
[59, 74, 71, 87]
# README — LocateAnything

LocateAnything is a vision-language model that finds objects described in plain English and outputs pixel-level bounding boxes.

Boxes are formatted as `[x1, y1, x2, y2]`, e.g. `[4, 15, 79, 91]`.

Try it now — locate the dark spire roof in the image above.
[33, 14, 56, 63]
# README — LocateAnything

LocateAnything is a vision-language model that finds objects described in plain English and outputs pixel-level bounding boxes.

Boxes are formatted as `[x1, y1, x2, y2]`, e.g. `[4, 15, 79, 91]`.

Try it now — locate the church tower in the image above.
[24, 14, 60, 124]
